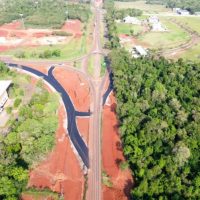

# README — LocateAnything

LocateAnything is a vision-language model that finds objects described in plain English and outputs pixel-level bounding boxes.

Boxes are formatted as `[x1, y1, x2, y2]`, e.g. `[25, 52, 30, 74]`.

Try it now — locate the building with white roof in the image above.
[152, 22, 167, 32]
[131, 45, 148, 58]
[177, 9, 190, 15]
[148, 16, 159, 24]
[0, 80, 12, 109]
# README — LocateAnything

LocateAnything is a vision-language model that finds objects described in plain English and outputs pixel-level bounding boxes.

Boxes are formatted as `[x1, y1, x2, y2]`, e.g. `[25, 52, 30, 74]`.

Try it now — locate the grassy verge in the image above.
[22, 188, 60, 200]
[88, 56, 95, 76]
[102, 171, 113, 188]
[178, 43, 200, 61]
[139, 17, 190, 49]
[100, 57, 106, 77]
[173, 16, 200, 34]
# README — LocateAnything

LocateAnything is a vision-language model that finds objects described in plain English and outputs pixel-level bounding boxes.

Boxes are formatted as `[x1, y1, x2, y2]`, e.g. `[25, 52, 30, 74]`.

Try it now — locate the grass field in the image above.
[139, 17, 190, 49]
[115, 1, 171, 14]
[116, 23, 143, 35]
[179, 43, 200, 61]
[172, 16, 200, 34]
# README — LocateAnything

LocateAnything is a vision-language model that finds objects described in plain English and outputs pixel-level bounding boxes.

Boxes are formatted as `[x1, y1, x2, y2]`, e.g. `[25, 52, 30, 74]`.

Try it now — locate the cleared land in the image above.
[172, 16, 200, 34]
[178, 43, 200, 61]
[116, 23, 143, 35]
[139, 17, 190, 49]
[115, 1, 171, 14]
[169, 16, 200, 60]
[0, 18, 93, 60]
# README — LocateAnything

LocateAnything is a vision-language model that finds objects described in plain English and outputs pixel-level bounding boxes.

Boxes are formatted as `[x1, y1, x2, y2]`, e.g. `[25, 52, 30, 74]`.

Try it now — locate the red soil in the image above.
[0, 21, 22, 30]
[102, 92, 133, 200]
[119, 34, 149, 48]
[32, 32, 50, 38]
[10, 31, 28, 37]
[62, 20, 82, 37]
[53, 68, 90, 112]
[0, 46, 9, 51]
[28, 106, 84, 200]
[0, 29, 8, 37]
[77, 117, 89, 145]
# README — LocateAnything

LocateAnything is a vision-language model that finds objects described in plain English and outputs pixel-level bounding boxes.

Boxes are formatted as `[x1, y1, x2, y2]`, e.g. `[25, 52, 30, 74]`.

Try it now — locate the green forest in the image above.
[0, 62, 59, 199]
[109, 49, 200, 199]
[115, 8, 143, 20]
[0, 0, 91, 28]
[105, 0, 200, 199]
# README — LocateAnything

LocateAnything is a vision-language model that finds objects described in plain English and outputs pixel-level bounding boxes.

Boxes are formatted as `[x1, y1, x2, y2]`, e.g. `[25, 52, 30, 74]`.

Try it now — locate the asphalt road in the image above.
[7, 63, 90, 168]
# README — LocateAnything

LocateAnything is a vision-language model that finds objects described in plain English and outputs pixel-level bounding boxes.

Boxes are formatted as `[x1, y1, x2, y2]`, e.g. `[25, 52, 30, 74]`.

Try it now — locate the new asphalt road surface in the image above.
[7, 63, 90, 168]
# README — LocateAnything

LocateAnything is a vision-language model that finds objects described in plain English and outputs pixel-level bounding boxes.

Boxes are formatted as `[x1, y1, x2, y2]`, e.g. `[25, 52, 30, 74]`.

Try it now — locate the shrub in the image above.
[14, 98, 22, 108]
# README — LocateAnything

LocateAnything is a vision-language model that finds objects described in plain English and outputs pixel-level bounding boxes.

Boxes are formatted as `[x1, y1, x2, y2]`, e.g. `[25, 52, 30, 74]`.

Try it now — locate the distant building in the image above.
[151, 22, 167, 32]
[173, 8, 181, 12]
[177, 9, 190, 15]
[195, 12, 200, 16]
[130, 45, 148, 58]
[148, 16, 159, 24]
[123, 16, 141, 25]
[148, 16, 167, 32]
[0, 80, 12, 111]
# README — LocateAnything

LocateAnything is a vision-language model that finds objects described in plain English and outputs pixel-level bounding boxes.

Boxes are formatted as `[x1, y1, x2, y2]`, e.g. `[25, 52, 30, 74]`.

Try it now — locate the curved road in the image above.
[7, 63, 90, 168]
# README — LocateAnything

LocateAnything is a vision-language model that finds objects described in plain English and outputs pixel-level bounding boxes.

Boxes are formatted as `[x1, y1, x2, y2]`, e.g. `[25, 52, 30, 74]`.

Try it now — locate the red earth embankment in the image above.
[102, 92, 134, 200]
[53, 68, 91, 112]
[28, 106, 84, 200]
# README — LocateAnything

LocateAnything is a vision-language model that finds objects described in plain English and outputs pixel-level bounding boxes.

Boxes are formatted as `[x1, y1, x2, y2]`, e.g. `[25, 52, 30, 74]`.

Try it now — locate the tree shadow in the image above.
[110, 103, 116, 113]
[123, 179, 134, 200]
[115, 158, 122, 168]
[116, 141, 123, 151]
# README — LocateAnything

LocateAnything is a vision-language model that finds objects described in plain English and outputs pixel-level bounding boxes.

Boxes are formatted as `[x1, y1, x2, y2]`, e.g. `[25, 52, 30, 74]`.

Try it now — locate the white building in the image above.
[123, 16, 141, 25]
[177, 9, 190, 15]
[173, 8, 181, 12]
[148, 16, 159, 24]
[131, 45, 148, 58]
[0, 80, 12, 109]
[151, 22, 167, 32]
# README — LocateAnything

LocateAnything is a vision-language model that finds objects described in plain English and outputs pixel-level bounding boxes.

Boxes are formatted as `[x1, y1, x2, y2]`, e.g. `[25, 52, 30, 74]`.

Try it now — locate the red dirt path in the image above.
[102, 92, 133, 200]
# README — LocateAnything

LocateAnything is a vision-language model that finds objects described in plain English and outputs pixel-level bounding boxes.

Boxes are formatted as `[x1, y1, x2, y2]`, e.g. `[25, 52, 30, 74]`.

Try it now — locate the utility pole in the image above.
[19, 13, 25, 29]
[65, 10, 68, 21]
[35, 1, 39, 10]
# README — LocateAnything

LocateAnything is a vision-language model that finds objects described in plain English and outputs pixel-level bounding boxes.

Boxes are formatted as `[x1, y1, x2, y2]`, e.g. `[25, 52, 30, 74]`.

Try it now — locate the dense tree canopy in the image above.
[0, 0, 91, 28]
[115, 8, 143, 20]
[0, 63, 59, 199]
[109, 49, 200, 199]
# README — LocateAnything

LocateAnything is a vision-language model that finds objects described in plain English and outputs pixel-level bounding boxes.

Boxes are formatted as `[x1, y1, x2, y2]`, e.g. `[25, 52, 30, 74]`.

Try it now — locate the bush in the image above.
[6, 107, 12, 114]
[14, 98, 22, 108]
[52, 49, 61, 57]
[15, 51, 26, 59]
[52, 31, 72, 36]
